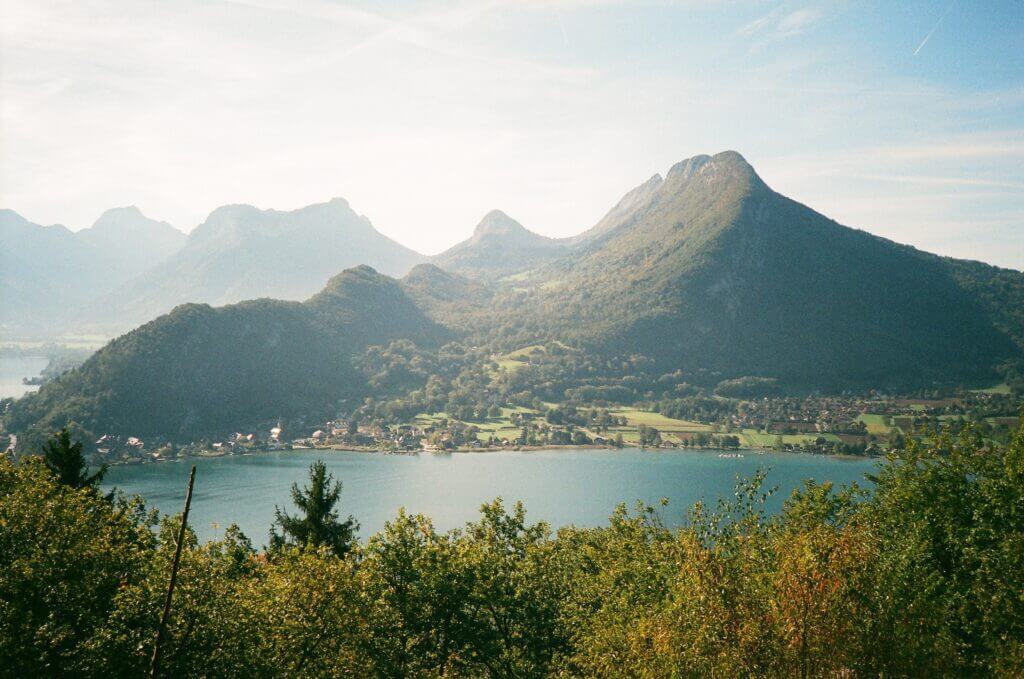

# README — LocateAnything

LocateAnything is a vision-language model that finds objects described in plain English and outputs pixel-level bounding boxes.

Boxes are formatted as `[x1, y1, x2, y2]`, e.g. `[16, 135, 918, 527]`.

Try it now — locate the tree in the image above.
[42, 428, 106, 491]
[270, 461, 357, 558]
[0, 457, 151, 675]
[638, 425, 661, 448]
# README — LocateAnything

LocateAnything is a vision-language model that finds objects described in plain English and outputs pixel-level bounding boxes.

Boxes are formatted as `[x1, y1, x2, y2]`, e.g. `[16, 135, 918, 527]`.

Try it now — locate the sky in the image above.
[1, 0, 1022, 269]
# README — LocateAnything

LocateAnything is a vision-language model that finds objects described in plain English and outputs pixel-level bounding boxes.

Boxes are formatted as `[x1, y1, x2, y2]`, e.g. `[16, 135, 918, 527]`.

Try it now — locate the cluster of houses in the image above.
[93, 434, 150, 463]
[292, 418, 620, 453]
[730, 395, 877, 435]
[91, 424, 289, 465]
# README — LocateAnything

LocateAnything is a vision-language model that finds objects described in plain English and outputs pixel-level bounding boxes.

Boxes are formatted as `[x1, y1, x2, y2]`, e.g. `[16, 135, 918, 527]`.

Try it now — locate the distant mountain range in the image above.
[431, 209, 567, 279]
[2, 198, 426, 336]
[6, 151, 1024, 439]
[89, 198, 425, 331]
[0, 207, 185, 335]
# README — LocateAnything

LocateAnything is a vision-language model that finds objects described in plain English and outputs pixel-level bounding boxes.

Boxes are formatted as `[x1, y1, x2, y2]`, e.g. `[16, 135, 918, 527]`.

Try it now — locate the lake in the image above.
[0, 355, 48, 399]
[103, 448, 878, 545]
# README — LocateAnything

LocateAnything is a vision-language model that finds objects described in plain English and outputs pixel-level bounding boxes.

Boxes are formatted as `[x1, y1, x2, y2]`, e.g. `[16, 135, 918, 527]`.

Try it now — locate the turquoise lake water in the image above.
[103, 448, 878, 545]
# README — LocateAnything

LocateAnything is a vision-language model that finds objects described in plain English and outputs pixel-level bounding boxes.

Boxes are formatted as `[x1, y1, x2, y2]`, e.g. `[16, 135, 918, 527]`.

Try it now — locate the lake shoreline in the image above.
[105, 441, 877, 467]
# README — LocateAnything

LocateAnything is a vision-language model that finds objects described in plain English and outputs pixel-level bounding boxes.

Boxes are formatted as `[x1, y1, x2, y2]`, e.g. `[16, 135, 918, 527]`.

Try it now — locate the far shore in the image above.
[105, 441, 877, 467]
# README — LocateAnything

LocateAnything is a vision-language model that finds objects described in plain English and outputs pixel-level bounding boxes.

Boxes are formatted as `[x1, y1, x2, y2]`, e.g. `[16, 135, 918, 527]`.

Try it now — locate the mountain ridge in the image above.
[83, 198, 426, 333]
[0, 207, 186, 333]
[6, 265, 444, 439]
[5, 150, 1024, 441]
[431, 209, 568, 279]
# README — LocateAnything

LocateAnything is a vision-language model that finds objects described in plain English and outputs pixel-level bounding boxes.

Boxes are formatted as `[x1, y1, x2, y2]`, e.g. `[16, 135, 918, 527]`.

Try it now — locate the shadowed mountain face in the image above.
[509, 151, 1022, 387]
[90, 198, 426, 332]
[6, 266, 445, 438]
[5, 151, 1024, 441]
[0, 207, 186, 334]
[431, 210, 567, 279]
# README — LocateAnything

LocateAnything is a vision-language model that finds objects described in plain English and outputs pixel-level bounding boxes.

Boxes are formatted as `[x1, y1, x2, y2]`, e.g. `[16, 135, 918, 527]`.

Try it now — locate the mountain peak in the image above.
[97, 205, 144, 221]
[666, 154, 712, 180]
[0, 208, 31, 229]
[432, 210, 565, 278]
[472, 210, 528, 239]
[91, 205, 179, 235]
[665, 150, 764, 190]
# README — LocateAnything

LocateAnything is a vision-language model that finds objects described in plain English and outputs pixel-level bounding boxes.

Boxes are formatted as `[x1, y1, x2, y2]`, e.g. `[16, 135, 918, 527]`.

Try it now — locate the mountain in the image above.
[432, 210, 567, 279]
[508, 151, 1023, 387]
[76, 207, 185, 279]
[91, 198, 426, 332]
[402, 263, 495, 327]
[0, 207, 185, 335]
[6, 266, 445, 439]
[7, 151, 1024, 442]
[570, 173, 664, 248]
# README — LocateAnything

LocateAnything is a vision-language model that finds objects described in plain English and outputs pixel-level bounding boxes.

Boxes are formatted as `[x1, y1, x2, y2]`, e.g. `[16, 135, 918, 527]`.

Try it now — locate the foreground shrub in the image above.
[0, 422, 1022, 676]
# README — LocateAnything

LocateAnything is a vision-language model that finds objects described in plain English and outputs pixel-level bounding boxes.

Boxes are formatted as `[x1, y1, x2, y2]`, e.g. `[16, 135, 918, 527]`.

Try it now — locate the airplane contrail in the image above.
[914, 2, 955, 56]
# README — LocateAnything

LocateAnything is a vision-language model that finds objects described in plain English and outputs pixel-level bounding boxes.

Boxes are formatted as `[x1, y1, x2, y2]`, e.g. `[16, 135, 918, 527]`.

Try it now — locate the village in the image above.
[21, 382, 1014, 467]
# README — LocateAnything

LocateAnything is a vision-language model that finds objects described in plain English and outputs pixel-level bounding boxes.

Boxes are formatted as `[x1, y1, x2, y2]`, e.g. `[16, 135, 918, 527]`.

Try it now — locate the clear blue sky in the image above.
[2, 0, 1022, 268]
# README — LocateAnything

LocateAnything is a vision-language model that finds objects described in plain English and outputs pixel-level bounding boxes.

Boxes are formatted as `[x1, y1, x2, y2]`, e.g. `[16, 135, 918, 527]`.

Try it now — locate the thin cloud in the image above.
[736, 5, 824, 40]
[914, 2, 954, 56]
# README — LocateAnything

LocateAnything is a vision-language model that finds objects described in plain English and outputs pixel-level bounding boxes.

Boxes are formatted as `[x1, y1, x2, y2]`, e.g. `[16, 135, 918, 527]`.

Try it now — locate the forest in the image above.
[2, 421, 1022, 677]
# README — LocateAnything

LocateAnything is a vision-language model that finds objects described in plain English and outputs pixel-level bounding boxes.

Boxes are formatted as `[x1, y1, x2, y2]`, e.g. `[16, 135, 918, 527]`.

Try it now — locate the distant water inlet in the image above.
[103, 448, 878, 545]
[0, 356, 49, 399]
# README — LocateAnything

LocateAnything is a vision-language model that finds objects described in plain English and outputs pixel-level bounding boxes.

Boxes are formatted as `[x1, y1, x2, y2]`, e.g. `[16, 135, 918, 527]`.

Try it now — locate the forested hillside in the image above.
[5, 267, 445, 441]
[432, 210, 567, 279]
[437, 152, 1023, 389]
[6, 152, 1024, 442]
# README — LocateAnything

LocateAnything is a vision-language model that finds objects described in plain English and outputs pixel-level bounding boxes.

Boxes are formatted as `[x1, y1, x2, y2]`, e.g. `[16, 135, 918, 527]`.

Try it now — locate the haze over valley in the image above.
[3, 3, 1024, 675]
[5, 151, 1024, 445]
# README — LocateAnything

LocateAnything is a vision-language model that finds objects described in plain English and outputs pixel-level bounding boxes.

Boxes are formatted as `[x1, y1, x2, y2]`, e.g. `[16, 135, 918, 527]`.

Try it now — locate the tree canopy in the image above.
[1, 422, 1023, 676]
[269, 460, 358, 558]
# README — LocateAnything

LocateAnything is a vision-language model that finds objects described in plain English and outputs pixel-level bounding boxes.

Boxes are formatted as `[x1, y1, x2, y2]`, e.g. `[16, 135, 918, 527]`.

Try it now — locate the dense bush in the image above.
[714, 375, 780, 399]
[2, 422, 1023, 677]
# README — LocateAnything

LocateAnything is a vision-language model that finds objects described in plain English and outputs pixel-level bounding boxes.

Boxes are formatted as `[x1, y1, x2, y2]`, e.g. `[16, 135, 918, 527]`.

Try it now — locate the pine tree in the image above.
[270, 460, 358, 557]
[42, 428, 106, 490]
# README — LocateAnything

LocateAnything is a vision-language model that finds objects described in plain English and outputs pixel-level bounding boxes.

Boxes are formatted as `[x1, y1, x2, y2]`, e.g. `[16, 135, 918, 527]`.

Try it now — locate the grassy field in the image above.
[489, 345, 545, 374]
[610, 407, 712, 431]
[738, 430, 842, 448]
[412, 408, 528, 440]
[856, 413, 893, 435]
[971, 383, 1012, 395]
[407, 404, 876, 451]
[490, 342, 576, 375]
[603, 408, 716, 446]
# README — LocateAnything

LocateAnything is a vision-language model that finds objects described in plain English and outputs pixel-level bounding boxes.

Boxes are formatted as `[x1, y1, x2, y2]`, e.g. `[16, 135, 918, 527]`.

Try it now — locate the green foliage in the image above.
[0, 458, 154, 675]
[8, 154, 1024, 447]
[42, 427, 107, 490]
[6, 267, 446, 439]
[269, 460, 358, 558]
[420, 152, 1024, 390]
[637, 423, 661, 447]
[2, 422, 1024, 675]
[715, 375, 780, 399]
